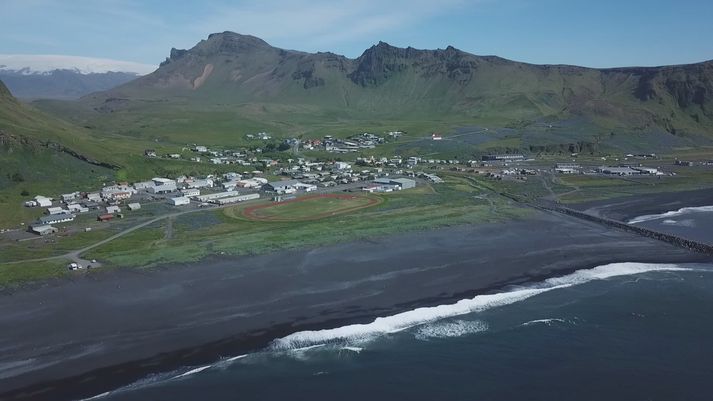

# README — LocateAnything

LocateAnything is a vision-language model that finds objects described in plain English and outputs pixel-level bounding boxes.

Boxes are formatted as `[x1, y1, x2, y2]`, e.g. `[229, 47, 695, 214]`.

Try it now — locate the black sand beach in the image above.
[0, 210, 710, 401]
[573, 187, 713, 222]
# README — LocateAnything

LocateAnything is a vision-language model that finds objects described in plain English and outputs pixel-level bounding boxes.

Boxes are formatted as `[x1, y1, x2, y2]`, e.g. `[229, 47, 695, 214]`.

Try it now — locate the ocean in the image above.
[91, 261, 713, 401]
[628, 205, 713, 244]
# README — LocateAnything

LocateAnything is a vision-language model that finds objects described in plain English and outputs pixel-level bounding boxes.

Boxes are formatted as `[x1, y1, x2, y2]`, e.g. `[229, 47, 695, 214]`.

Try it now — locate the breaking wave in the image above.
[271, 262, 693, 350]
[414, 320, 488, 340]
[628, 205, 713, 224]
[81, 262, 699, 401]
[522, 318, 567, 326]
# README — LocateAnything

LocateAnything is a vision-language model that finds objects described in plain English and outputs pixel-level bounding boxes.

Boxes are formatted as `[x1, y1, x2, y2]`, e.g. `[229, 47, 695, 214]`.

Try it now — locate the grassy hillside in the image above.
[0, 81, 122, 227]
[32, 32, 713, 153]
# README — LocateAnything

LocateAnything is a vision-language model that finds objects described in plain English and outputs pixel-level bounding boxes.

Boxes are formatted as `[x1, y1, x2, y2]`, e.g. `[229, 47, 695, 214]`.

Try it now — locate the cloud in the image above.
[0, 54, 157, 74]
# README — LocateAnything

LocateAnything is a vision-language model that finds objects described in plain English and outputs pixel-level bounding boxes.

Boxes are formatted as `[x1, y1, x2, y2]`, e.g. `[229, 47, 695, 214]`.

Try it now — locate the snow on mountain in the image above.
[0, 54, 156, 75]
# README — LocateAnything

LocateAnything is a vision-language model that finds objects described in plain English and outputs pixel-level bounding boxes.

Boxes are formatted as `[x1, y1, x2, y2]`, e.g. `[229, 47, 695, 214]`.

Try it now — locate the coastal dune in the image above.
[0, 210, 709, 400]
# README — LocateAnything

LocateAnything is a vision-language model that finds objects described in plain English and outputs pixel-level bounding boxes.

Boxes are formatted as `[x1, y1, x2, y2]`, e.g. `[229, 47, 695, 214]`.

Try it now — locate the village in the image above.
[15, 147, 440, 258]
[9, 129, 713, 270]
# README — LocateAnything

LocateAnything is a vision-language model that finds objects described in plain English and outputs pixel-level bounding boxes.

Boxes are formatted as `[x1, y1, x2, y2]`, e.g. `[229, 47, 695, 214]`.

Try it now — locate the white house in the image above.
[86, 192, 102, 202]
[186, 178, 214, 189]
[168, 197, 190, 206]
[133, 181, 155, 190]
[334, 162, 351, 170]
[294, 182, 318, 192]
[181, 188, 201, 197]
[106, 205, 121, 214]
[148, 178, 177, 194]
[127, 202, 141, 211]
[61, 192, 80, 202]
[35, 196, 52, 207]
[47, 206, 67, 215]
[67, 203, 88, 213]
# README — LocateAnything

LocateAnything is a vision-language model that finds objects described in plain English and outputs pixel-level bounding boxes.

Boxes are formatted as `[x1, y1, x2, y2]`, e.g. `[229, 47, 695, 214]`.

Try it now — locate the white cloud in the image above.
[0, 54, 157, 75]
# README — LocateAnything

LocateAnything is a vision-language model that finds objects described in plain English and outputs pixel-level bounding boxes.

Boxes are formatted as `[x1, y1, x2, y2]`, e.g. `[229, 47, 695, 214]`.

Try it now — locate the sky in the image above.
[1, 0, 712, 72]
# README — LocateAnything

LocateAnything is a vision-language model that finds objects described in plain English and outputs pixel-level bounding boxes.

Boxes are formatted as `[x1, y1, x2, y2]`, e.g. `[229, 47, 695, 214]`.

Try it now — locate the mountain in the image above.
[0, 55, 155, 99]
[0, 69, 140, 100]
[35, 32, 713, 150]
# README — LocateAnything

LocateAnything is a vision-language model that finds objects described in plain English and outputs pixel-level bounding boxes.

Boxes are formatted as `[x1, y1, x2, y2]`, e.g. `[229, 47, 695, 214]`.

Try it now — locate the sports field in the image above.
[242, 194, 381, 222]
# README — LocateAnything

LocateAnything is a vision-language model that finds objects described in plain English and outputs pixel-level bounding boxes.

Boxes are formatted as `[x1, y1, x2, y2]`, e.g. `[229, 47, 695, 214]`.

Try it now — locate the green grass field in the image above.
[242, 194, 379, 221]
[81, 176, 531, 270]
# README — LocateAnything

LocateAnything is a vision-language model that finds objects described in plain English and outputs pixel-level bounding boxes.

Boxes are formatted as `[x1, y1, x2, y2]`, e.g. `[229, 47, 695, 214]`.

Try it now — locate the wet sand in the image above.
[0, 210, 710, 400]
[572, 187, 713, 222]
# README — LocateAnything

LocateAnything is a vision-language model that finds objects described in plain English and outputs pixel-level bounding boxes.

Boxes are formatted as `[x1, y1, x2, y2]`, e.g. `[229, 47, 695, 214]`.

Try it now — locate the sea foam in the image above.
[81, 262, 698, 401]
[415, 320, 489, 340]
[628, 205, 713, 224]
[271, 262, 692, 350]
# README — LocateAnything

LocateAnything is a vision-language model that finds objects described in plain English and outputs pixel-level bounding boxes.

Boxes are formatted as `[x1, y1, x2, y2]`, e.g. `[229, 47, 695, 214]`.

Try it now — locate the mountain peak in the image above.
[160, 31, 276, 67]
[206, 31, 271, 47]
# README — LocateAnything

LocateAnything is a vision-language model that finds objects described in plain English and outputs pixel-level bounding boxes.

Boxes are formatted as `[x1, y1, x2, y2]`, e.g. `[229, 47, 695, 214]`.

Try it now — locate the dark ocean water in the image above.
[94, 262, 713, 401]
[628, 205, 713, 244]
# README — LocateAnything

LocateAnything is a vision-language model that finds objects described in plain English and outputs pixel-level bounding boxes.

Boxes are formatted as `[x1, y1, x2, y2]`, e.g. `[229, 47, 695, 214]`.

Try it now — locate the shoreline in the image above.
[571, 187, 713, 222]
[1, 210, 711, 400]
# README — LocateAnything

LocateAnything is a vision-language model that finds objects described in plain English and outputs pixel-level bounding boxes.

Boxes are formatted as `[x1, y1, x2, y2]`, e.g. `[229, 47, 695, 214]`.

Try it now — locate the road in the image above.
[5, 181, 381, 268]
[5, 202, 240, 267]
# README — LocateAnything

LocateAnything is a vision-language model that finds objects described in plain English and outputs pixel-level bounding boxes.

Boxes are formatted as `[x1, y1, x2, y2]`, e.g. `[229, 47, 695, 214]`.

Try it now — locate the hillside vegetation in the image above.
[34, 32, 713, 149]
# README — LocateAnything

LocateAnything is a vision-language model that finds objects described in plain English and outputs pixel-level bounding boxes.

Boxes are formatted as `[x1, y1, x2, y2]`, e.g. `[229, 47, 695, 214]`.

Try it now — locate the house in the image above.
[47, 206, 67, 215]
[421, 173, 444, 183]
[196, 191, 240, 202]
[482, 154, 526, 161]
[235, 179, 262, 188]
[431, 133, 443, 141]
[168, 197, 190, 206]
[35, 196, 52, 207]
[373, 178, 416, 189]
[169, 153, 181, 159]
[598, 166, 638, 175]
[38, 214, 75, 225]
[294, 182, 318, 192]
[97, 214, 114, 222]
[148, 177, 177, 194]
[334, 162, 351, 171]
[67, 203, 89, 213]
[213, 193, 260, 205]
[264, 180, 305, 193]
[106, 205, 121, 214]
[30, 225, 58, 236]
[194, 145, 208, 153]
[127, 202, 141, 211]
[86, 192, 102, 202]
[556, 167, 578, 174]
[82, 201, 101, 210]
[133, 181, 155, 190]
[181, 188, 201, 197]
[61, 192, 80, 202]
[633, 167, 660, 175]
[144, 149, 157, 157]
[102, 184, 136, 200]
[223, 172, 242, 181]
